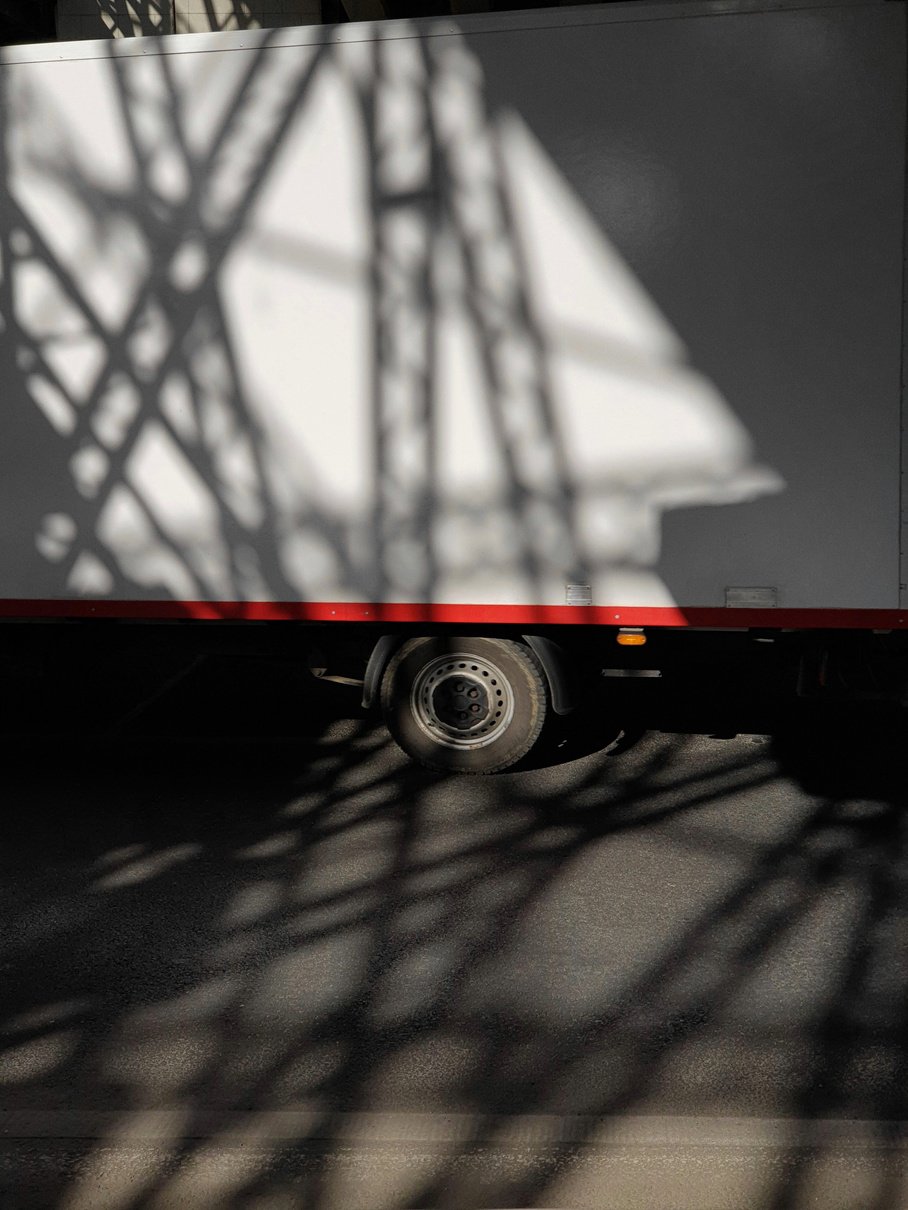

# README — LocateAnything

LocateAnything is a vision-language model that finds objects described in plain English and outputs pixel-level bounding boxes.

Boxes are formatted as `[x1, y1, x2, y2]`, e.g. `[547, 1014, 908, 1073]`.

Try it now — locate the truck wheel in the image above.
[380, 636, 548, 773]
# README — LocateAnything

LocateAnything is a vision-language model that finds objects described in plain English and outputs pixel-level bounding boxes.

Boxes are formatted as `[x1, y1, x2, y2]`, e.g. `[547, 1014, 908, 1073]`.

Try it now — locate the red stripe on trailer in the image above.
[0, 599, 907, 629]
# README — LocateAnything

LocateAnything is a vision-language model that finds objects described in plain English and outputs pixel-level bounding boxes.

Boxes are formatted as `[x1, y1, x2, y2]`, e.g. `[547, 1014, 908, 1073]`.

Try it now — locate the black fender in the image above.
[361, 634, 402, 709]
[522, 634, 574, 715]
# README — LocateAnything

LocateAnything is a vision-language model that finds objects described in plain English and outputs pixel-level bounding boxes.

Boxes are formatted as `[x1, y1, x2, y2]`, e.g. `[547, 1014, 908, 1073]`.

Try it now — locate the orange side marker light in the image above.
[616, 628, 647, 647]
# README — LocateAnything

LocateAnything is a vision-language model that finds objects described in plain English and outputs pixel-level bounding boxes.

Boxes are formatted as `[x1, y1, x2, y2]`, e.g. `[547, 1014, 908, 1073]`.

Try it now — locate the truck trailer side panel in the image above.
[0, 1, 904, 626]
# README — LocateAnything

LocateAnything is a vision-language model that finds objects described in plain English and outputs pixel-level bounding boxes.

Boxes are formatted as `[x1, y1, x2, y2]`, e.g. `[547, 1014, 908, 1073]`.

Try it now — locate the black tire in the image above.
[380, 636, 548, 773]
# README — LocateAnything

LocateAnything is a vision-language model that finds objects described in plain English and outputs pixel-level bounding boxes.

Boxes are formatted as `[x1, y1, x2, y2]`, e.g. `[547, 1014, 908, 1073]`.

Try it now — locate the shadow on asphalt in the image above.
[1, 632, 908, 1209]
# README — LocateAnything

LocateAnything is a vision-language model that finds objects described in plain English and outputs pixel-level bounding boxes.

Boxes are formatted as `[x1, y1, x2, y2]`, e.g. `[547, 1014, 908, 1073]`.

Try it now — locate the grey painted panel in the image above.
[461, 3, 906, 609]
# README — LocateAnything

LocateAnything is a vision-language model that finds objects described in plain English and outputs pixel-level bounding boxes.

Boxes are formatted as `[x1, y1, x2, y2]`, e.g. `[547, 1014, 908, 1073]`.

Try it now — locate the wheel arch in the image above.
[361, 631, 573, 715]
[521, 634, 574, 716]
[361, 633, 401, 710]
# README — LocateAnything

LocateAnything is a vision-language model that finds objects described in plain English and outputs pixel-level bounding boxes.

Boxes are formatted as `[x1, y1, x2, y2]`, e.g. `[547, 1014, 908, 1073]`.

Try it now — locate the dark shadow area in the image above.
[0, 621, 362, 743]
[1, 649, 908, 1206]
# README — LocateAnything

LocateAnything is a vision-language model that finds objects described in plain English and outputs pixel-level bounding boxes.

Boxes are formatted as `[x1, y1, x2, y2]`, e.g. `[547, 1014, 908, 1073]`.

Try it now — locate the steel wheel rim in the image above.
[410, 652, 516, 750]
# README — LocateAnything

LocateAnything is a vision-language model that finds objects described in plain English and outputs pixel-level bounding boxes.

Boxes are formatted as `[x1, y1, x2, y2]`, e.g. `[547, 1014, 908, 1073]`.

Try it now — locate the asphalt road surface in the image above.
[2, 634, 908, 1208]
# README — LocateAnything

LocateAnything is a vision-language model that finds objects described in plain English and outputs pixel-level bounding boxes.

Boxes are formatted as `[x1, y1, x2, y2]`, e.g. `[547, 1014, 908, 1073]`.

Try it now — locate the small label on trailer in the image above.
[725, 587, 778, 608]
[566, 583, 593, 606]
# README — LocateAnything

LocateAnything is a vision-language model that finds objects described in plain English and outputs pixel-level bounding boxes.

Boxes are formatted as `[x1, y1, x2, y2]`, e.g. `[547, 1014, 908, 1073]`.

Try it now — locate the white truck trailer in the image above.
[0, 0, 905, 769]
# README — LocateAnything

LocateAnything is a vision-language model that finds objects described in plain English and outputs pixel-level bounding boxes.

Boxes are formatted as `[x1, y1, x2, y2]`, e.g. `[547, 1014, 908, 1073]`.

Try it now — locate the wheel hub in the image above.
[410, 653, 515, 749]
[431, 676, 490, 731]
